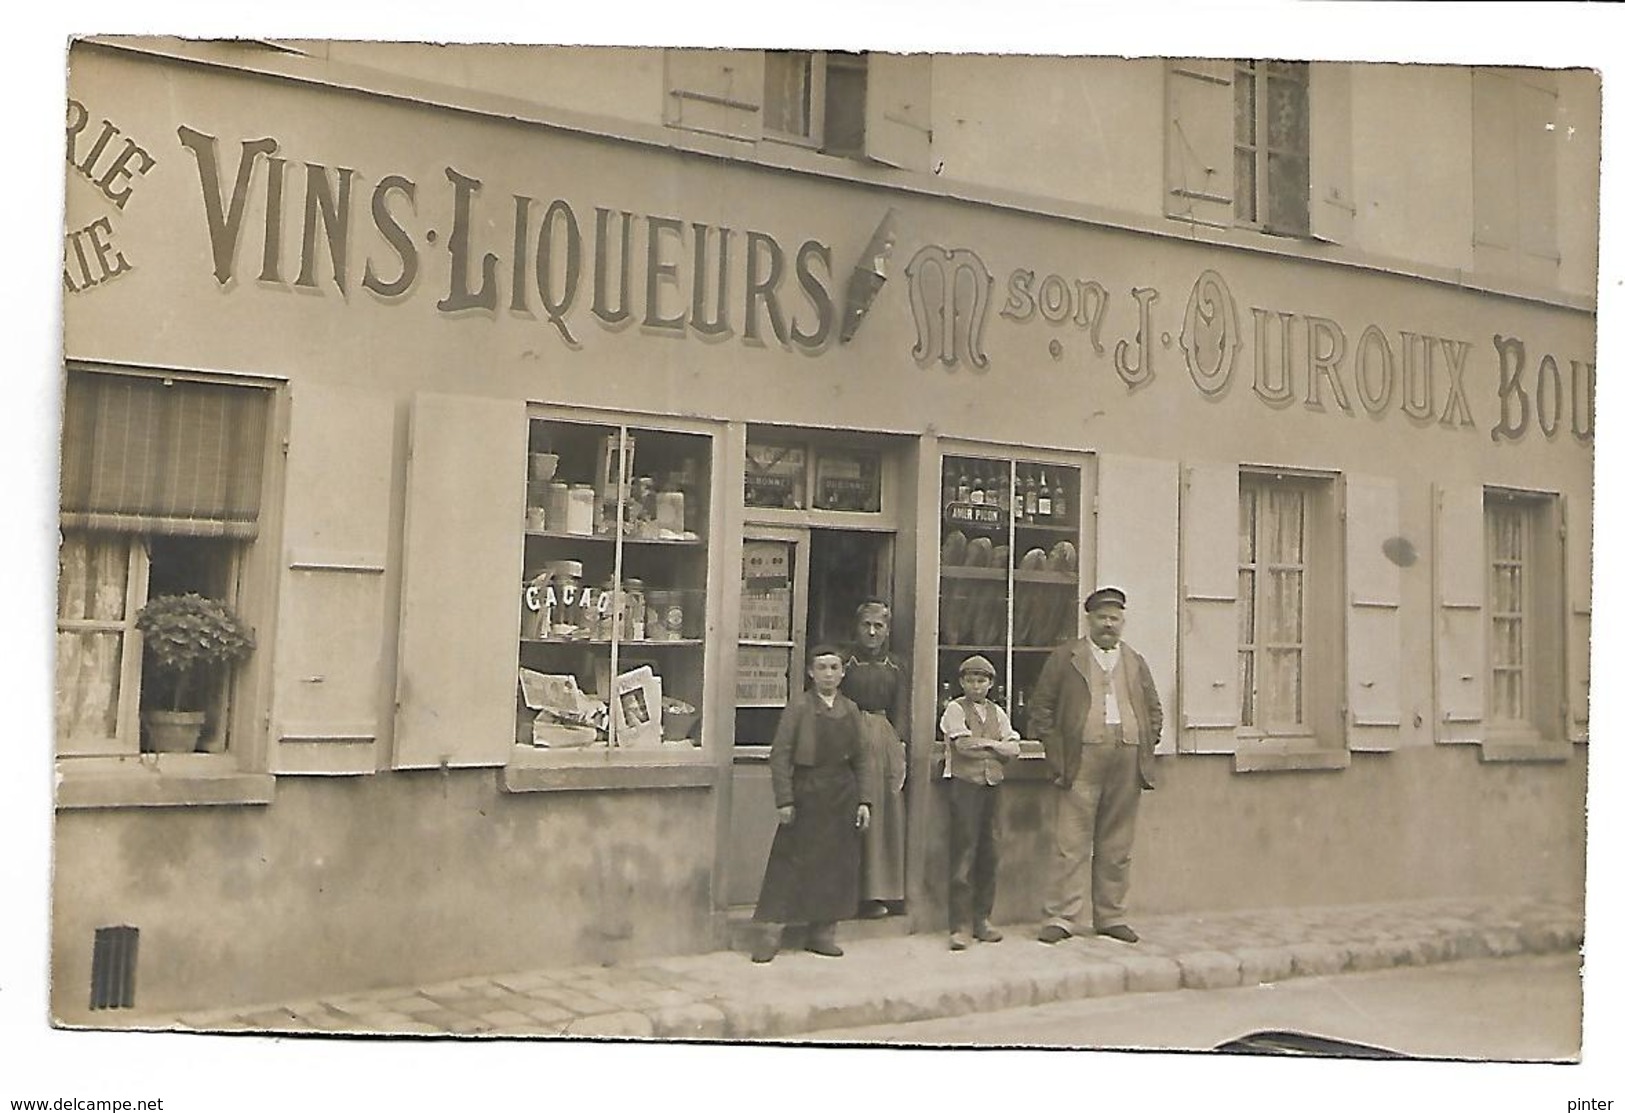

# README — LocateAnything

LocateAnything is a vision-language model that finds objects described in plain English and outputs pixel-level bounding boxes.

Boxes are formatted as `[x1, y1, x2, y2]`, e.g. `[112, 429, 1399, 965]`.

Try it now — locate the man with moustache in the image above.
[1028, 587, 1162, 945]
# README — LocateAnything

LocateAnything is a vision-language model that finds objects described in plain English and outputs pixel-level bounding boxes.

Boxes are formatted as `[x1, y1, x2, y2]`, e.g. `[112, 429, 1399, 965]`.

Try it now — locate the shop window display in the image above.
[936, 454, 1083, 737]
[517, 417, 711, 749]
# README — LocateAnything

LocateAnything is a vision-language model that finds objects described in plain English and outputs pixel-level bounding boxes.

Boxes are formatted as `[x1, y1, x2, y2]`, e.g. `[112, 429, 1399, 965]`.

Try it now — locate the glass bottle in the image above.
[1037, 470, 1053, 520]
[1052, 473, 1068, 523]
[956, 462, 972, 504]
[995, 466, 1011, 512]
[970, 465, 985, 506]
[1024, 467, 1039, 520]
[1012, 471, 1027, 521]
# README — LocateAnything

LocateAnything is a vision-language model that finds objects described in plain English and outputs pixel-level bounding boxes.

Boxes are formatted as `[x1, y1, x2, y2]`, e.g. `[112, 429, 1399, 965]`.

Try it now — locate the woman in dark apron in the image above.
[842, 600, 910, 918]
[752, 646, 874, 962]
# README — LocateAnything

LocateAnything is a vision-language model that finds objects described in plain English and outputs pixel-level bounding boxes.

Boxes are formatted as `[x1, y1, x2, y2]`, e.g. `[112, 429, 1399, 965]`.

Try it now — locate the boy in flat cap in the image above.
[938, 654, 1022, 951]
[1028, 586, 1163, 945]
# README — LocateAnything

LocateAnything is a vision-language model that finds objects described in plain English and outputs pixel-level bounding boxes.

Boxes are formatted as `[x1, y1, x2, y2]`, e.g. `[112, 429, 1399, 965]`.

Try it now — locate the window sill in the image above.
[1478, 737, 1573, 764]
[499, 743, 715, 793]
[55, 755, 275, 810]
[1232, 738, 1351, 774]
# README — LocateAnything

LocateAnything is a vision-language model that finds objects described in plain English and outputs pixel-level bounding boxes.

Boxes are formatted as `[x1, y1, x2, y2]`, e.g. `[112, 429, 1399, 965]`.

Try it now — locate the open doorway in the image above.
[724, 525, 900, 912]
[807, 529, 894, 647]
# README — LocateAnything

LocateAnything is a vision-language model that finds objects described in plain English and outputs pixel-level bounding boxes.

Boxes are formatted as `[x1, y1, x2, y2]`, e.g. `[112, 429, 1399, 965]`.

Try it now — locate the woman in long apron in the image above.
[752, 646, 874, 962]
[842, 600, 910, 918]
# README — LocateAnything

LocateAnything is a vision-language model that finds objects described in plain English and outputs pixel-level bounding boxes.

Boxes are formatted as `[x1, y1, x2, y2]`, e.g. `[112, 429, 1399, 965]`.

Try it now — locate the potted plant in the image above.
[133, 592, 255, 753]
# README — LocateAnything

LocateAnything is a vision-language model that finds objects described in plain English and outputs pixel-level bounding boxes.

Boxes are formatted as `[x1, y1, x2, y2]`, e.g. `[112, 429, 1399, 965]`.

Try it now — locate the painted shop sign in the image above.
[1019, 264, 1598, 444]
[64, 101, 1594, 447]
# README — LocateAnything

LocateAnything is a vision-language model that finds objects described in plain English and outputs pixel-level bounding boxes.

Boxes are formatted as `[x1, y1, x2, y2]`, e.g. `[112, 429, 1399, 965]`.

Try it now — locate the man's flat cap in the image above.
[1084, 586, 1128, 612]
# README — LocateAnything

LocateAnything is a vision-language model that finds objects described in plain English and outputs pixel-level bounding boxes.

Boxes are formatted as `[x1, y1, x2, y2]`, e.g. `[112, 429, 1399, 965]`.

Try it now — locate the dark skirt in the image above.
[754, 763, 861, 925]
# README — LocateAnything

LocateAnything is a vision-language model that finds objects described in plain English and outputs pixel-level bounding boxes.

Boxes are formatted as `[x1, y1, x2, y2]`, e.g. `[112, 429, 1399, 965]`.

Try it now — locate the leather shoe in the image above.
[805, 938, 845, 958]
[859, 901, 890, 919]
[750, 940, 778, 964]
[948, 932, 970, 951]
[973, 922, 1004, 943]
[1037, 924, 1071, 945]
[1097, 924, 1139, 944]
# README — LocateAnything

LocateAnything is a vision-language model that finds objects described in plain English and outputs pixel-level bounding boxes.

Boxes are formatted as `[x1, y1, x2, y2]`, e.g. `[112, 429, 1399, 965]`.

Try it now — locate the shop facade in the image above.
[55, 41, 1593, 1019]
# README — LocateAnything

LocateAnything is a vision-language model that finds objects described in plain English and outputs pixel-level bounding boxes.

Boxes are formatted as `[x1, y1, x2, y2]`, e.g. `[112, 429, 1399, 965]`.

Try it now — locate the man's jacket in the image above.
[1027, 639, 1163, 790]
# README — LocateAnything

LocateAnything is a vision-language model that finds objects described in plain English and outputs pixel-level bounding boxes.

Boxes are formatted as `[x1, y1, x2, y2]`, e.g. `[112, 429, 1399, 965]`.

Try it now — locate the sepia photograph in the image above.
[8, 2, 1623, 1109]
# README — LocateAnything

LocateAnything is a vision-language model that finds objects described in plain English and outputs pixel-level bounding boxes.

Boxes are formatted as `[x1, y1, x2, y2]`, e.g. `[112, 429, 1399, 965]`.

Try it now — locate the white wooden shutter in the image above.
[663, 48, 764, 142]
[270, 382, 394, 774]
[1179, 462, 1239, 752]
[393, 392, 526, 769]
[1435, 484, 1485, 744]
[865, 53, 932, 171]
[1472, 70, 1518, 268]
[1309, 62, 1356, 245]
[1094, 455, 1179, 755]
[1165, 59, 1235, 228]
[1344, 475, 1401, 751]
[1564, 491, 1591, 742]
[1516, 75, 1561, 265]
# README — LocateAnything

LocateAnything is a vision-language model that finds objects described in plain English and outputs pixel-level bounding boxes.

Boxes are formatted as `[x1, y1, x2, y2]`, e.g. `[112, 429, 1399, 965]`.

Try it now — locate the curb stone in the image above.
[1177, 950, 1244, 990]
[101, 899, 1582, 1042]
[1288, 942, 1351, 977]
[1234, 946, 1295, 985]
[1113, 954, 1184, 993]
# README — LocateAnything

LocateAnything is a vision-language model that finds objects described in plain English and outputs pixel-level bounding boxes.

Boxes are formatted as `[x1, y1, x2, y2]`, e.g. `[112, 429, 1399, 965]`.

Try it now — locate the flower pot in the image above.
[145, 709, 206, 753]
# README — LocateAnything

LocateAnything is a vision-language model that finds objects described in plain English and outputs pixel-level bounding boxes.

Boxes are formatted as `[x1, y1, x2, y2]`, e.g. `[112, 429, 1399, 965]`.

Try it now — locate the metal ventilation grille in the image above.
[89, 925, 138, 1010]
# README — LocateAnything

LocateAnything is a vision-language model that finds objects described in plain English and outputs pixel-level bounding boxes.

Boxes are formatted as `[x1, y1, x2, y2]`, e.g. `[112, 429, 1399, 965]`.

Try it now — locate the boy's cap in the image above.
[1085, 586, 1128, 612]
[958, 654, 997, 678]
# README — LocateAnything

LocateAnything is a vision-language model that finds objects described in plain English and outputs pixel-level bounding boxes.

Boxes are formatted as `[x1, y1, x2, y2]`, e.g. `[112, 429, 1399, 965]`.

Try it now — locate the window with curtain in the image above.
[56, 368, 271, 756]
[1487, 498, 1532, 726]
[1238, 476, 1308, 731]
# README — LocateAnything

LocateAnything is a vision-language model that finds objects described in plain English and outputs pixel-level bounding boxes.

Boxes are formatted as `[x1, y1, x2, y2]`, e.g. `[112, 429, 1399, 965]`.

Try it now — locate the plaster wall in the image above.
[1349, 65, 1475, 275]
[52, 744, 1584, 1017]
[51, 775, 716, 1022]
[930, 55, 1166, 220]
[963, 745, 1587, 929]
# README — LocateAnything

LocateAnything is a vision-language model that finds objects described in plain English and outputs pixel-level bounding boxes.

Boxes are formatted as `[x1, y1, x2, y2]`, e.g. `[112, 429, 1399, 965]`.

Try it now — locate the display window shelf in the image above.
[516, 416, 712, 751]
[936, 453, 1086, 737]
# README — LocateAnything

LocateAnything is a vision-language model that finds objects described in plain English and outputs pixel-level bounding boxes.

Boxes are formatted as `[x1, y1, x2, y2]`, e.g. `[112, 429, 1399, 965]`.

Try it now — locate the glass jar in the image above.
[545, 560, 584, 637]
[622, 578, 646, 642]
[592, 580, 617, 641]
[566, 485, 596, 536]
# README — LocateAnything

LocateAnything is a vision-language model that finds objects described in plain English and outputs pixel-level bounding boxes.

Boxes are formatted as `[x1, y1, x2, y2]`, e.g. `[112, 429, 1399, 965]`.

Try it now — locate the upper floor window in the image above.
[1234, 60, 1310, 236]
[1165, 59, 1352, 243]
[762, 51, 868, 155]
[664, 49, 929, 171]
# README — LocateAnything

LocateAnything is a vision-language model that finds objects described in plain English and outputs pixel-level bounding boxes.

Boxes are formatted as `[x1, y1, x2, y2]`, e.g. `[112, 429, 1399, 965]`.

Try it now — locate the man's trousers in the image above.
[1041, 741, 1142, 932]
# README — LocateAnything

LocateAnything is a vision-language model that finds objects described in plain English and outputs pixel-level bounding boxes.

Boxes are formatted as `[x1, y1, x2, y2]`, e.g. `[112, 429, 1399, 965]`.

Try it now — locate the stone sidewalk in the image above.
[118, 896, 1581, 1042]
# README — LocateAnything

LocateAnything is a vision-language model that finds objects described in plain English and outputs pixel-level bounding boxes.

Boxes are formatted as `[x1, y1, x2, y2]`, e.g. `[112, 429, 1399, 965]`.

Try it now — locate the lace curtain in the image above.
[55, 532, 130, 743]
